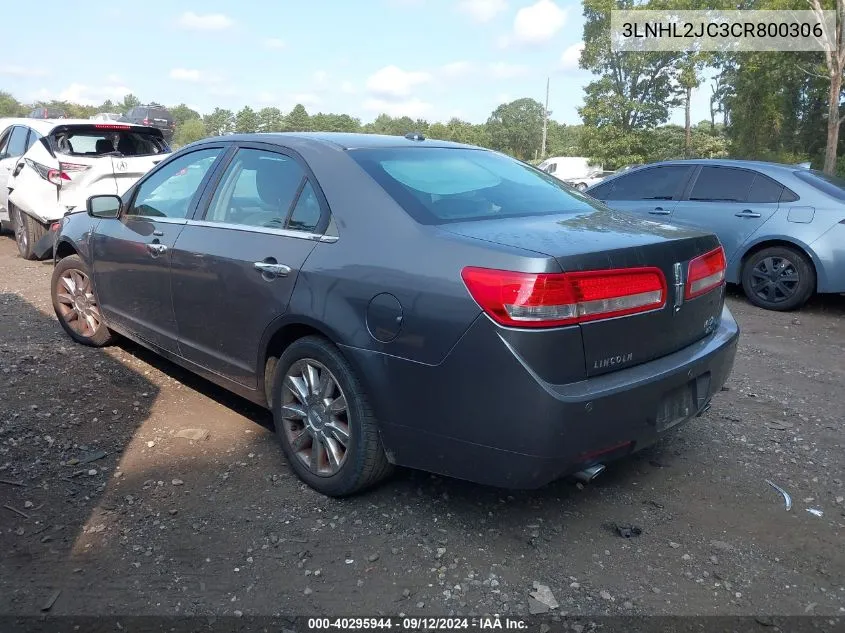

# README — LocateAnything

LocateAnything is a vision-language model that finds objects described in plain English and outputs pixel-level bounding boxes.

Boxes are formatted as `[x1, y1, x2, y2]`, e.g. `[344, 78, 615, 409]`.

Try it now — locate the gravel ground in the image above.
[0, 235, 843, 619]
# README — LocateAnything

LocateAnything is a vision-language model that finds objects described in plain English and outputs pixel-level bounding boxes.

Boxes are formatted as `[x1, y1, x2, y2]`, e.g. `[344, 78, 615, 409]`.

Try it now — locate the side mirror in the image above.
[87, 194, 122, 218]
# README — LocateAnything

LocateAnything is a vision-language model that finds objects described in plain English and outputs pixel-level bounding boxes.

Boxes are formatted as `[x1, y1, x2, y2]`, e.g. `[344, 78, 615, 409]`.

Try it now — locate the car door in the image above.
[91, 146, 225, 353]
[671, 166, 782, 261]
[0, 126, 32, 219]
[591, 165, 693, 219]
[170, 144, 326, 389]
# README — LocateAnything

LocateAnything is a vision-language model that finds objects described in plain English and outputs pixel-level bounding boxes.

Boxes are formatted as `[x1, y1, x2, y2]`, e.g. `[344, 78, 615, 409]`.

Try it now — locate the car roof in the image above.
[641, 158, 803, 176]
[193, 132, 479, 151]
[0, 118, 153, 134]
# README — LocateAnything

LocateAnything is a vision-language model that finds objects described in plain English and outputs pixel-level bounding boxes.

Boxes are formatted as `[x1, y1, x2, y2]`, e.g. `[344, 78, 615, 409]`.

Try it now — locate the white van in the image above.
[537, 156, 604, 190]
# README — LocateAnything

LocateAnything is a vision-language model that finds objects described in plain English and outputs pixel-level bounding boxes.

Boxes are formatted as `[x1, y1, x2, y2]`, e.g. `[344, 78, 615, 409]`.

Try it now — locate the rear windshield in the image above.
[793, 169, 845, 201]
[147, 108, 172, 122]
[349, 147, 597, 224]
[50, 125, 170, 157]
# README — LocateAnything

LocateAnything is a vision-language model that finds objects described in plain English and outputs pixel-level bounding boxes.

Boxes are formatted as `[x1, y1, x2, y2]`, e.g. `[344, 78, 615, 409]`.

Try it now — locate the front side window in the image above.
[204, 148, 309, 229]
[128, 148, 222, 219]
[603, 166, 692, 201]
[350, 147, 597, 224]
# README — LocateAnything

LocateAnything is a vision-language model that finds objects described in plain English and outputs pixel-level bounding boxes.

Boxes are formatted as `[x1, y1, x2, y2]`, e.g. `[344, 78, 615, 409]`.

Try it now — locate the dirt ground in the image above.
[0, 235, 843, 619]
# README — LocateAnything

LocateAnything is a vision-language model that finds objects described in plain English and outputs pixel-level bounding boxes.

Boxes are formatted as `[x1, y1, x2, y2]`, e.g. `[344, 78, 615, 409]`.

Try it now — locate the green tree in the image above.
[169, 103, 201, 127]
[203, 108, 234, 136]
[486, 98, 544, 160]
[678, 56, 705, 158]
[235, 106, 259, 133]
[285, 104, 311, 131]
[0, 91, 24, 117]
[257, 107, 284, 132]
[173, 118, 207, 147]
[120, 94, 141, 113]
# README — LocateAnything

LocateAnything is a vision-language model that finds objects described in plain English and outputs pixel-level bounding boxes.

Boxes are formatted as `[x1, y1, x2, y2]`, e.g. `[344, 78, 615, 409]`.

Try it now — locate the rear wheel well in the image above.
[740, 240, 817, 291]
[54, 241, 78, 261]
[261, 323, 326, 406]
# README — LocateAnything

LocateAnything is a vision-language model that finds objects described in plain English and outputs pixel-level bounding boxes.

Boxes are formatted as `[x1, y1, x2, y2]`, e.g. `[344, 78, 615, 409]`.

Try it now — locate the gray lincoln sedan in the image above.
[51, 133, 739, 496]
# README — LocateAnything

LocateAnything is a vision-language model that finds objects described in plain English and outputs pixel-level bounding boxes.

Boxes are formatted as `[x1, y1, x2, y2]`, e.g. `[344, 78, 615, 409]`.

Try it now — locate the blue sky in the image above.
[1, 0, 713, 126]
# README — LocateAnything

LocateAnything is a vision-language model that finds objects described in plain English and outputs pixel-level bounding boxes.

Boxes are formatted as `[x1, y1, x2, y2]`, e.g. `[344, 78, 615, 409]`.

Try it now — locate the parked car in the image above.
[119, 104, 175, 141]
[27, 107, 67, 119]
[52, 133, 739, 496]
[564, 170, 616, 192]
[1, 118, 170, 260]
[586, 159, 845, 311]
[90, 112, 121, 122]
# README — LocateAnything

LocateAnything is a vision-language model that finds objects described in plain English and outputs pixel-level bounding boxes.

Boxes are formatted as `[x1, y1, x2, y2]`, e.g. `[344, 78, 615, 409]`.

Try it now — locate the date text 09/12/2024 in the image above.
[307, 617, 528, 631]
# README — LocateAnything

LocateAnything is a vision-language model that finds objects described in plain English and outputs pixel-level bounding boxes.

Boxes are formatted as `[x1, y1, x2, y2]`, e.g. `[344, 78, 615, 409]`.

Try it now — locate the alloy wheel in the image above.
[13, 208, 27, 253]
[54, 268, 104, 338]
[281, 359, 350, 477]
[749, 255, 799, 305]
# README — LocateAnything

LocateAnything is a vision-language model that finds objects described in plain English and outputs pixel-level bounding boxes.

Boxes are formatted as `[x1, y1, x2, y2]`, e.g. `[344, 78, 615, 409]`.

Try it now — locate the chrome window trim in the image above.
[185, 219, 338, 242]
[124, 215, 188, 225]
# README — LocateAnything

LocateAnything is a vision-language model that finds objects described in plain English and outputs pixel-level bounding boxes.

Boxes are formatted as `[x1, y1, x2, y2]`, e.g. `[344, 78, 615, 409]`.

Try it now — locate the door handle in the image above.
[146, 243, 168, 256]
[649, 207, 671, 215]
[254, 261, 291, 278]
[735, 209, 761, 218]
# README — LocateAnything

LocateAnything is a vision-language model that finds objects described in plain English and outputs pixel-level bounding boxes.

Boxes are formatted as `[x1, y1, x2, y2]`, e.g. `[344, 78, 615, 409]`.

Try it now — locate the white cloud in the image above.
[106, 73, 123, 83]
[456, 0, 507, 23]
[312, 70, 330, 89]
[177, 11, 233, 31]
[560, 41, 584, 70]
[0, 65, 48, 78]
[169, 68, 202, 82]
[340, 81, 357, 95]
[364, 98, 432, 118]
[264, 38, 286, 50]
[32, 83, 133, 106]
[441, 61, 476, 79]
[488, 62, 529, 79]
[366, 65, 431, 100]
[495, 92, 513, 104]
[509, 0, 567, 45]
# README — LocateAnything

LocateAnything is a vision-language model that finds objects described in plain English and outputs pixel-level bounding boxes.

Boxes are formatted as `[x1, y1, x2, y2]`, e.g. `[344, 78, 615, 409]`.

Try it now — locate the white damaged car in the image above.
[0, 118, 170, 259]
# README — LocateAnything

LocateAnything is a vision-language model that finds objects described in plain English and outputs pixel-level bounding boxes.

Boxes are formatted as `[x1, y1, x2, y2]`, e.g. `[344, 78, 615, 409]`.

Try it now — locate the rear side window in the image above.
[349, 147, 596, 224]
[50, 126, 169, 156]
[603, 166, 691, 201]
[747, 173, 784, 203]
[25, 128, 41, 151]
[6, 126, 29, 157]
[793, 169, 845, 201]
[689, 167, 755, 202]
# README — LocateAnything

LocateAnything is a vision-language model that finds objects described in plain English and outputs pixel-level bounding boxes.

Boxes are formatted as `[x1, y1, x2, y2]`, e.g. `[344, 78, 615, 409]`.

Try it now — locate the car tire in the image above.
[51, 254, 115, 347]
[12, 205, 46, 261]
[270, 335, 393, 496]
[741, 245, 815, 311]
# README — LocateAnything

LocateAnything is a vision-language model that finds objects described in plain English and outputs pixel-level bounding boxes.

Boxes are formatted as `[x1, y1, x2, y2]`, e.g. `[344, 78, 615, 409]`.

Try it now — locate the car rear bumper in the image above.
[343, 305, 739, 489]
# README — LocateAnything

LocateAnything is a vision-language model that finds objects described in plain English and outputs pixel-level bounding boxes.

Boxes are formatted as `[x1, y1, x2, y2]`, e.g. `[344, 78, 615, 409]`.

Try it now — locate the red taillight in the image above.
[50, 222, 60, 232]
[94, 123, 131, 130]
[46, 169, 72, 186]
[142, 118, 150, 125]
[461, 266, 667, 328]
[685, 246, 727, 300]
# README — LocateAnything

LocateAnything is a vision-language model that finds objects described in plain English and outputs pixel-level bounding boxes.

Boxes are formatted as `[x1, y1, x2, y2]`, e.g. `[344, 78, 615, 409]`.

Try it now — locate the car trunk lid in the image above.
[443, 208, 726, 377]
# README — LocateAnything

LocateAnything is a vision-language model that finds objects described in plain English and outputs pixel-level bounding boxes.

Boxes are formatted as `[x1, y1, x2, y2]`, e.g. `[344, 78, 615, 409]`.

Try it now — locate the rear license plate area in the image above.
[655, 384, 694, 432]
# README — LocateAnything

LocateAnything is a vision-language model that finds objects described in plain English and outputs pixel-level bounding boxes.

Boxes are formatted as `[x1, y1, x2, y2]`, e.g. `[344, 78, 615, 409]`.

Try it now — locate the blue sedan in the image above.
[586, 159, 845, 310]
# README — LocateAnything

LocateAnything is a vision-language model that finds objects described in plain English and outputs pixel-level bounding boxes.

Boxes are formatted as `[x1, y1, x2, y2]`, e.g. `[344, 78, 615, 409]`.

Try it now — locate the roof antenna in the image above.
[404, 132, 425, 141]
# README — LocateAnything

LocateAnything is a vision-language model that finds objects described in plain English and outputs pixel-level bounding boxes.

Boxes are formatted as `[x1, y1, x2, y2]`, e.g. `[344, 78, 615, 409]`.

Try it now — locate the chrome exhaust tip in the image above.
[573, 464, 606, 483]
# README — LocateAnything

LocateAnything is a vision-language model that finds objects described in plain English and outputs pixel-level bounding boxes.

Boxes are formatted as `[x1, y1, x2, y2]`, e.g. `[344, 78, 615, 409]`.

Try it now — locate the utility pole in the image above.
[541, 76, 550, 159]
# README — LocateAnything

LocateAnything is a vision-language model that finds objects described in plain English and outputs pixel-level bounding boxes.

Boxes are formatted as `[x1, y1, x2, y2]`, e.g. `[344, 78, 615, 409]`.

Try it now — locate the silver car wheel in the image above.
[281, 359, 350, 477]
[54, 268, 103, 338]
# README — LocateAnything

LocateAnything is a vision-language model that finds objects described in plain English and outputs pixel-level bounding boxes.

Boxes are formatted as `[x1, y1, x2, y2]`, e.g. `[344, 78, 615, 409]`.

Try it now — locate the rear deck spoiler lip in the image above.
[47, 123, 165, 139]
